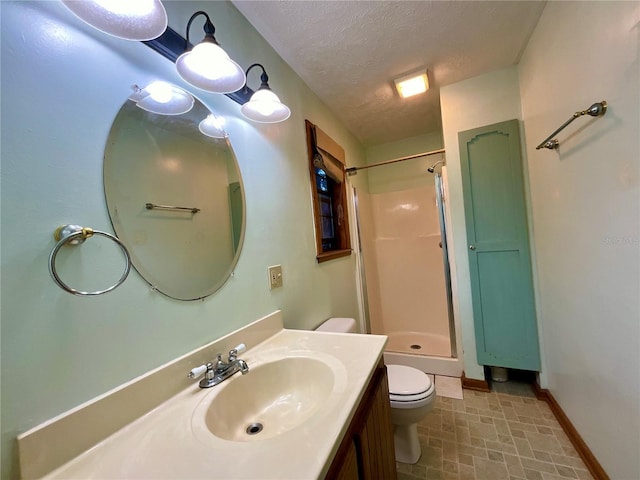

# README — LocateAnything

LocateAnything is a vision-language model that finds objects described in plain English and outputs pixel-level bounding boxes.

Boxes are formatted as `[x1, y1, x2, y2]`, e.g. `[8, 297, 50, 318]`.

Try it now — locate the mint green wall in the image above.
[0, 2, 365, 477]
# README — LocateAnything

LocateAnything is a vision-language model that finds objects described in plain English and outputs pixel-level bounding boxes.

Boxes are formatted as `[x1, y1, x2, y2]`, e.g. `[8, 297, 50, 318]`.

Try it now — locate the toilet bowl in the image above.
[387, 364, 436, 463]
[315, 318, 436, 464]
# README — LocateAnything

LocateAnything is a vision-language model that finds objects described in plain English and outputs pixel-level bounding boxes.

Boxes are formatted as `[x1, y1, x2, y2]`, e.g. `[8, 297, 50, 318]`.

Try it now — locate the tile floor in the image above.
[396, 379, 593, 480]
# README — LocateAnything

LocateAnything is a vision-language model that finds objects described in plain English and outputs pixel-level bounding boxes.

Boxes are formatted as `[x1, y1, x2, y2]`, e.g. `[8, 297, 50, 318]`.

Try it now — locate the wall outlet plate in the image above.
[268, 265, 283, 289]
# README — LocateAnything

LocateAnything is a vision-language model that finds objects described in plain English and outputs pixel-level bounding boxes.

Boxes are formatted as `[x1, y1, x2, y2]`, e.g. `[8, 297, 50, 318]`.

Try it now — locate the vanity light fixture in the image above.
[240, 64, 291, 123]
[129, 83, 194, 115]
[175, 11, 246, 94]
[394, 70, 429, 99]
[199, 114, 227, 139]
[61, 0, 168, 41]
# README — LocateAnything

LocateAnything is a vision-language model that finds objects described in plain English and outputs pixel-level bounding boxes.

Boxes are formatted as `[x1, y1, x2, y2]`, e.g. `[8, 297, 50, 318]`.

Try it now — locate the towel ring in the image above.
[48, 224, 132, 296]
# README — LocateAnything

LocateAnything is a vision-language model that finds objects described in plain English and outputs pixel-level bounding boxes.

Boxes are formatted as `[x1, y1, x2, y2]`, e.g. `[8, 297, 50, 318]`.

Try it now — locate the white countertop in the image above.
[37, 324, 386, 479]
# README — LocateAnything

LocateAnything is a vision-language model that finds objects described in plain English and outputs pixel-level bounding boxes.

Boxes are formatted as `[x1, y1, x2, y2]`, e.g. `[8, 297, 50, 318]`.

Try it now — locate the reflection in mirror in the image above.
[104, 89, 245, 300]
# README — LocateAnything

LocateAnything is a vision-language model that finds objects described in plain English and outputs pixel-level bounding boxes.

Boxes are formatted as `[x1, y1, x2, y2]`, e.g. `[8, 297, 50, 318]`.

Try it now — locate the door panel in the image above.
[459, 119, 540, 371]
[476, 250, 537, 364]
[467, 132, 522, 244]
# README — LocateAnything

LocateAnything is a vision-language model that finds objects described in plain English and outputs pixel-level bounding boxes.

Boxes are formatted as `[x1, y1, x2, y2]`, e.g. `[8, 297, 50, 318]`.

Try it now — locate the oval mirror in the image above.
[104, 88, 245, 300]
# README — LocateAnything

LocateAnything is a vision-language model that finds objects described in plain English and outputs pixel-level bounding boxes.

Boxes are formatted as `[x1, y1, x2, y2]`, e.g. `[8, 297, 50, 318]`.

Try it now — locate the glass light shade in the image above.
[62, 0, 168, 41]
[240, 89, 291, 123]
[130, 82, 194, 116]
[198, 114, 227, 139]
[176, 43, 246, 94]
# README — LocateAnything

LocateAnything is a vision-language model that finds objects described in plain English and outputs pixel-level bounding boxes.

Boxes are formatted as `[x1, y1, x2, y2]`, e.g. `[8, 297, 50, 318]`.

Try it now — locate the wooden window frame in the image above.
[305, 119, 352, 263]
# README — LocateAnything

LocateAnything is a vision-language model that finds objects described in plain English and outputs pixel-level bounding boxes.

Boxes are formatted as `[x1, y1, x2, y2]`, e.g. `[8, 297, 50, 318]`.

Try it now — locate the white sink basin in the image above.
[198, 356, 336, 442]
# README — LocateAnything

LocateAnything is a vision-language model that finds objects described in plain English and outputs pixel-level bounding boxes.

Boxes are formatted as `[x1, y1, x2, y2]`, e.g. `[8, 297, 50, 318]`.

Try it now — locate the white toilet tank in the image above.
[315, 317, 357, 333]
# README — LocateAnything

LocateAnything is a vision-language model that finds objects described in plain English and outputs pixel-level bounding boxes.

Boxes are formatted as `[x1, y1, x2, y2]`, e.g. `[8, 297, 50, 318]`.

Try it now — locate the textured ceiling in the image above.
[232, 1, 546, 146]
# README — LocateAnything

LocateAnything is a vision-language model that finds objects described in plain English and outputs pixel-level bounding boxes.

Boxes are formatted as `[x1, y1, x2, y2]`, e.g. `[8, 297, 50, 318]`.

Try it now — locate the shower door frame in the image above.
[435, 171, 458, 358]
[350, 186, 372, 335]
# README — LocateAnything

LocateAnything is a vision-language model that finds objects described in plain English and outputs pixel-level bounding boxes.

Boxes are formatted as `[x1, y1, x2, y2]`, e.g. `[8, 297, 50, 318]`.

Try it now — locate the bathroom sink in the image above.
[199, 356, 336, 442]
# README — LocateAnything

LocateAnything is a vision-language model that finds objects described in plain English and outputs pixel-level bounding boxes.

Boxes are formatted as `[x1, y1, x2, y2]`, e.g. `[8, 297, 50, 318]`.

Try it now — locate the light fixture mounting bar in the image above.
[142, 27, 254, 105]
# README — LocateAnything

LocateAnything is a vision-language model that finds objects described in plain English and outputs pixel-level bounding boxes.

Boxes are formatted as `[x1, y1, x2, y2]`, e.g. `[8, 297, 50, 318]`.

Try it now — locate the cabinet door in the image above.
[355, 366, 397, 480]
[333, 441, 359, 480]
[459, 119, 540, 371]
[325, 363, 397, 480]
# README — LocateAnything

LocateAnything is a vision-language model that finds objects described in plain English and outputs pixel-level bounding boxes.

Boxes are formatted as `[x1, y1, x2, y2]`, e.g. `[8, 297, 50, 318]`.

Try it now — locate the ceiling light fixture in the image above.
[175, 11, 246, 94]
[199, 114, 227, 139]
[61, 0, 168, 41]
[394, 70, 429, 99]
[240, 64, 291, 123]
[129, 82, 194, 115]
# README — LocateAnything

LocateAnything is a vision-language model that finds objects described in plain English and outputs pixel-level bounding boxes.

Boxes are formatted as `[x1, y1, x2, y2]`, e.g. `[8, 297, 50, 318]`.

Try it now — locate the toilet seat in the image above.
[387, 364, 435, 405]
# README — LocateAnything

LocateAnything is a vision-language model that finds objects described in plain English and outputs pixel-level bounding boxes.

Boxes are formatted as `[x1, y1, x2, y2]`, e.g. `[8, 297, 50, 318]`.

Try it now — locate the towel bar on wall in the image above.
[536, 101, 607, 150]
[145, 202, 200, 214]
[48, 224, 131, 296]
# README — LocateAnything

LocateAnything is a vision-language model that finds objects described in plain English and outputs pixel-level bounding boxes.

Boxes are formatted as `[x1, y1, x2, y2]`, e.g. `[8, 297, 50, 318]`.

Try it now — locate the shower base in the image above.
[383, 331, 462, 377]
[385, 331, 450, 357]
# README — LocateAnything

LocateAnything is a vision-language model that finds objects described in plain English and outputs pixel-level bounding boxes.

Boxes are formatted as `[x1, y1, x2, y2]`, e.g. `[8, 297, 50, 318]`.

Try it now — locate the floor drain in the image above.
[246, 423, 264, 435]
[410, 344, 422, 350]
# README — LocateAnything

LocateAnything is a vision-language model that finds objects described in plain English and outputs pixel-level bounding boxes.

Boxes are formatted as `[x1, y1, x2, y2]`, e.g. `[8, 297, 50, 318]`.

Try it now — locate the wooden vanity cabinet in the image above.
[325, 360, 397, 480]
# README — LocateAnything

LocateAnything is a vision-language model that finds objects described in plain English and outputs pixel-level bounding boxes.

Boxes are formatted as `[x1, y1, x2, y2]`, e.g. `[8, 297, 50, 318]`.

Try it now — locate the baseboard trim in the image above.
[532, 382, 609, 480]
[461, 373, 490, 392]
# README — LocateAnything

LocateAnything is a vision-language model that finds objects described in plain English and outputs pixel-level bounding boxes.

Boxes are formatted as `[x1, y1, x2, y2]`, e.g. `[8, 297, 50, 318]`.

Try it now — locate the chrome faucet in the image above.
[188, 343, 249, 388]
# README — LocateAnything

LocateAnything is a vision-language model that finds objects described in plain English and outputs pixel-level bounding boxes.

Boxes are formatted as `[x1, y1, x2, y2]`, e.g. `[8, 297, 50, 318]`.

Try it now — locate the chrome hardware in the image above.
[48, 224, 131, 296]
[469, 244, 476, 250]
[540, 139, 559, 150]
[536, 100, 607, 150]
[145, 203, 200, 214]
[345, 148, 445, 176]
[188, 343, 249, 388]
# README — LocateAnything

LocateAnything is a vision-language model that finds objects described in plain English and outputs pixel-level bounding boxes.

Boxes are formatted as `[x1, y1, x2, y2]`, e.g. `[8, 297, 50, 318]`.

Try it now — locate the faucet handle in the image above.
[187, 364, 207, 379]
[230, 343, 246, 356]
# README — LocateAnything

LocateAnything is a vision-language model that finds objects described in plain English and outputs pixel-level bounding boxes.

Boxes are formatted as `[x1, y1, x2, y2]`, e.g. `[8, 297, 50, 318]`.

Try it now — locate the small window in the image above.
[305, 120, 351, 262]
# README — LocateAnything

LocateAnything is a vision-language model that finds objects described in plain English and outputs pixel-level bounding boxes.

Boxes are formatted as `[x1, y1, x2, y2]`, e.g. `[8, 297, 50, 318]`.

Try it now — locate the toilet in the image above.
[315, 318, 436, 464]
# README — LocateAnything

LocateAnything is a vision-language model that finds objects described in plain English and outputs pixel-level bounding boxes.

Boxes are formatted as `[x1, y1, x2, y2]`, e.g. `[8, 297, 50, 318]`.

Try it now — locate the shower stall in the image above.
[349, 151, 463, 377]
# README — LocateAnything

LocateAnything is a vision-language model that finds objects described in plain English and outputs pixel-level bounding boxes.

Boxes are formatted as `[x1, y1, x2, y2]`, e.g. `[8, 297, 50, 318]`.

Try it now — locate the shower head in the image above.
[427, 160, 445, 173]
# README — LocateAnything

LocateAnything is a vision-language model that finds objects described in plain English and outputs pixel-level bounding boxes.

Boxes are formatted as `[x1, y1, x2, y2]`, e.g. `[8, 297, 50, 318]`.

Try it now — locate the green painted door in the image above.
[459, 119, 540, 371]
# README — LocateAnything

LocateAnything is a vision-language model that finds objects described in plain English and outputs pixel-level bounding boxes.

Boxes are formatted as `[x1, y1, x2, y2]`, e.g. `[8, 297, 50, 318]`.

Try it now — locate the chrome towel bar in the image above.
[536, 101, 607, 150]
[145, 202, 200, 213]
